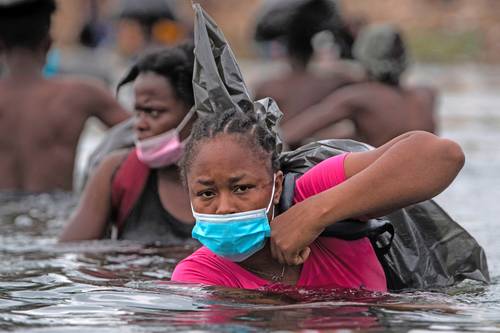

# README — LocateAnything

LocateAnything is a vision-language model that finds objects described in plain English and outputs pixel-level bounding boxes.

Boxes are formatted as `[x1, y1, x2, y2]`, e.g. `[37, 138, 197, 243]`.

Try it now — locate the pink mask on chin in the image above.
[135, 107, 195, 168]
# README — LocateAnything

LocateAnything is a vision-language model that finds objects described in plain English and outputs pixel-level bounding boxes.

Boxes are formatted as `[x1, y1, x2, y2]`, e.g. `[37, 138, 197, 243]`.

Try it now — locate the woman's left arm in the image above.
[270, 131, 465, 265]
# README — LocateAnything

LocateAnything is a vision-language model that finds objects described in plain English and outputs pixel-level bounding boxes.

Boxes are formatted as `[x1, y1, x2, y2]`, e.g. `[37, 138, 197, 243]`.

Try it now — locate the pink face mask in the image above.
[135, 107, 195, 168]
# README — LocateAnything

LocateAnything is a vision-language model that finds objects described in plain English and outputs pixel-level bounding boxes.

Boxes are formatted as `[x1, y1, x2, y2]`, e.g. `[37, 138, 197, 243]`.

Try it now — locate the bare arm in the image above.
[270, 131, 465, 265]
[281, 88, 357, 147]
[59, 151, 127, 242]
[79, 81, 130, 127]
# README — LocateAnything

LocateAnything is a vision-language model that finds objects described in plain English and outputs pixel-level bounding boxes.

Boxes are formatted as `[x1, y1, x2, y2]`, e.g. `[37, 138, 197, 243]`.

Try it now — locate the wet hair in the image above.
[116, 42, 195, 107]
[180, 109, 280, 182]
[0, 0, 56, 51]
[254, 0, 353, 68]
[287, 0, 353, 67]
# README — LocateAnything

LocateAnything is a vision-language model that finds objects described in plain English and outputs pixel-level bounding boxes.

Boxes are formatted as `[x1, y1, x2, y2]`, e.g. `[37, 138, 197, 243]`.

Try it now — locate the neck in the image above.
[240, 241, 279, 270]
[3, 48, 45, 79]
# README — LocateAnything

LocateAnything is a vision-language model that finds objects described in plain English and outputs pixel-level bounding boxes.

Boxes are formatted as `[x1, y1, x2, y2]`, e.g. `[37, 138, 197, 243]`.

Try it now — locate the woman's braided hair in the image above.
[180, 108, 280, 182]
[117, 41, 195, 107]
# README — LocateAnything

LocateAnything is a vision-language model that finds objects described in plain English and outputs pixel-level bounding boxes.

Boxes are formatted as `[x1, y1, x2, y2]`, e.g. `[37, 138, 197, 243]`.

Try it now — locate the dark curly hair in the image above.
[0, 0, 56, 51]
[180, 108, 280, 183]
[117, 42, 195, 107]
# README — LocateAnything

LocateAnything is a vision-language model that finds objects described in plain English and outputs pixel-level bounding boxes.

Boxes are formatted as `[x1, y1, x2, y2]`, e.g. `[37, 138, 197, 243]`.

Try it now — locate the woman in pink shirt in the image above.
[171, 109, 464, 292]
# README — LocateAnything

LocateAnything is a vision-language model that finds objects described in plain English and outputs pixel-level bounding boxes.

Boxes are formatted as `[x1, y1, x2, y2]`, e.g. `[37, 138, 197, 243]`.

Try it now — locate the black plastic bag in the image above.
[279, 139, 490, 290]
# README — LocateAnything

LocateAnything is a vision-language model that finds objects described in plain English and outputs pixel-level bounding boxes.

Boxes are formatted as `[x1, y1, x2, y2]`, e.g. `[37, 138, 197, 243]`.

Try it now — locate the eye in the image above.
[149, 109, 161, 118]
[134, 108, 167, 119]
[233, 184, 254, 194]
[197, 190, 216, 199]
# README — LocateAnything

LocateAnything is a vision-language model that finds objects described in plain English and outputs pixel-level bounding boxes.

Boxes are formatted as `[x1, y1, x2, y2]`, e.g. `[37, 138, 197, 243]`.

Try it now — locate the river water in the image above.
[1, 64, 500, 332]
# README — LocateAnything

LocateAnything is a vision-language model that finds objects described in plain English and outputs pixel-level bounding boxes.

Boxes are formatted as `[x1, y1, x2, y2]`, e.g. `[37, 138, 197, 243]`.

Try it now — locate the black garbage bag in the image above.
[278, 139, 490, 290]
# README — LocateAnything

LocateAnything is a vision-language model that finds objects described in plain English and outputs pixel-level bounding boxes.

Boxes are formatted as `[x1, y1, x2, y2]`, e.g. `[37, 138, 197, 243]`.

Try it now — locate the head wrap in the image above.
[192, 3, 283, 153]
[353, 24, 408, 83]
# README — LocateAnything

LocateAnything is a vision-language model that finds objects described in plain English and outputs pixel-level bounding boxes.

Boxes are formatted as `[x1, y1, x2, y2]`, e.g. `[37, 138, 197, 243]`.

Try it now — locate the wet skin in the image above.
[0, 48, 129, 191]
[282, 81, 436, 148]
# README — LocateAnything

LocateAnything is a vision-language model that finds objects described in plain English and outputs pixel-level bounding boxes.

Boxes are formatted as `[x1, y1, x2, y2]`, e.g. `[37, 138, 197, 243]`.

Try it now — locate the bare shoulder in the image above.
[413, 85, 438, 100]
[51, 76, 112, 98]
[406, 85, 438, 111]
[48, 77, 125, 123]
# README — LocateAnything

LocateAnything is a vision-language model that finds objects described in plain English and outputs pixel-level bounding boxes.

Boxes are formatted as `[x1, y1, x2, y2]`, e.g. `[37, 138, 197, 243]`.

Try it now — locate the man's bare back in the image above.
[1, 0, 129, 192]
[0, 76, 129, 191]
[345, 82, 436, 147]
[282, 81, 436, 148]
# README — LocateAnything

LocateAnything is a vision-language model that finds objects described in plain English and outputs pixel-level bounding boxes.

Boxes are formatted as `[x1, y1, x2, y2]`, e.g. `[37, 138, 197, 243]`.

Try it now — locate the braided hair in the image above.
[117, 42, 195, 107]
[181, 109, 280, 182]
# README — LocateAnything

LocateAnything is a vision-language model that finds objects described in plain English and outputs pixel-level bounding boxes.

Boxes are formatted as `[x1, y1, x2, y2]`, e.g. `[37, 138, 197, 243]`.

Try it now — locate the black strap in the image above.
[277, 172, 394, 253]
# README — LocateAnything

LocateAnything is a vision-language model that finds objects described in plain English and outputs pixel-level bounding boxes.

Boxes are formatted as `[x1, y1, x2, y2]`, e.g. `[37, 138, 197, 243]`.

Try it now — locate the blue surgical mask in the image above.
[191, 175, 276, 262]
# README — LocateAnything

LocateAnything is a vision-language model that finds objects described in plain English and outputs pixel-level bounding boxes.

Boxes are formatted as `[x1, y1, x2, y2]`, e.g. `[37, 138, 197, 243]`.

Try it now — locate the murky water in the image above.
[2, 64, 500, 332]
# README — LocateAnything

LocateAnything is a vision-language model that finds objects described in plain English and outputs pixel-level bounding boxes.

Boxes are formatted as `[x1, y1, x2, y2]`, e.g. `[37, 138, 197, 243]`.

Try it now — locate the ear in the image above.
[273, 170, 284, 205]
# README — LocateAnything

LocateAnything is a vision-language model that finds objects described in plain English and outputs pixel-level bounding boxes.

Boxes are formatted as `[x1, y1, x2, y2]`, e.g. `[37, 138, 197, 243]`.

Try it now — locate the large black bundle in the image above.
[279, 139, 490, 290]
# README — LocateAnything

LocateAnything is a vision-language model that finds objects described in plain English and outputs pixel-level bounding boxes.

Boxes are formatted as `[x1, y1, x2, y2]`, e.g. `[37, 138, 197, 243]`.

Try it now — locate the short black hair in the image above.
[117, 42, 195, 107]
[180, 109, 280, 183]
[0, 0, 56, 51]
[254, 0, 353, 67]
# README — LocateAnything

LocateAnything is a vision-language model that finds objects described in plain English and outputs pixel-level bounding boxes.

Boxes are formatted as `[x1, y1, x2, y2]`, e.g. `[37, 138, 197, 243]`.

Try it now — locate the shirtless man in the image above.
[0, 0, 129, 192]
[253, 0, 359, 124]
[282, 24, 437, 148]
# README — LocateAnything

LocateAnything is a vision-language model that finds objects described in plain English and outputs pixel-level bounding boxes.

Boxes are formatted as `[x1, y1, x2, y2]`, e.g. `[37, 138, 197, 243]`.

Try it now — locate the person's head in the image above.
[254, 0, 353, 69]
[0, 0, 56, 57]
[353, 24, 408, 86]
[181, 109, 283, 218]
[117, 43, 195, 141]
[115, 0, 185, 58]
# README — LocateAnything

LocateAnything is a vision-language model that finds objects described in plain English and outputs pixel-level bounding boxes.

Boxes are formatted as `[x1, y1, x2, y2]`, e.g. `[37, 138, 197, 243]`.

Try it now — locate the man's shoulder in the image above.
[48, 76, 111, 96]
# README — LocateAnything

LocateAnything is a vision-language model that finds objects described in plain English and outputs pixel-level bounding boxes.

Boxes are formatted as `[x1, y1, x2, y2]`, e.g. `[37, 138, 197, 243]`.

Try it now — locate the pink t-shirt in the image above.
[172, 154, 387, 292]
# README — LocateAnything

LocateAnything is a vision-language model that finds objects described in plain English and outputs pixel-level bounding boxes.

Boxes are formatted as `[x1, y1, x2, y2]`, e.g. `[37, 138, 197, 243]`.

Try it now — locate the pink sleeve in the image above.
[293, 153, 348, 203]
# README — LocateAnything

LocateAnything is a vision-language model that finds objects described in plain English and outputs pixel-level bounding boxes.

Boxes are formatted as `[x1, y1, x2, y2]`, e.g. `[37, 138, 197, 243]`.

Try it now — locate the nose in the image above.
[215, 192, 238, 215]
[134, 112, 149, 134]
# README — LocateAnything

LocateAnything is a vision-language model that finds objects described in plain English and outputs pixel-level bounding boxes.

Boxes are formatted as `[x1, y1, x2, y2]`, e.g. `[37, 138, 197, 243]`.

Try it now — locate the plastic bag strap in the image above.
[277, 171, 395, 249]
[322, 218, 394, 254]
[277, 172, 298, 214]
